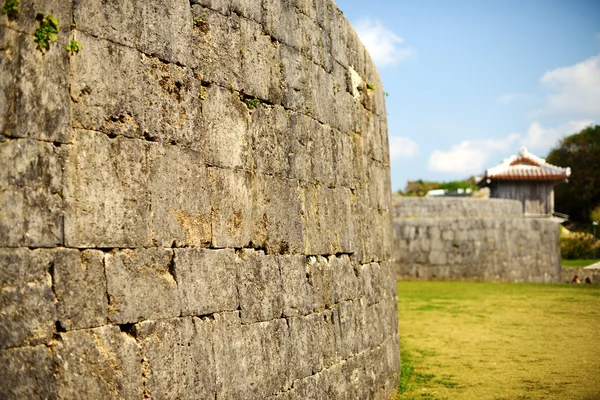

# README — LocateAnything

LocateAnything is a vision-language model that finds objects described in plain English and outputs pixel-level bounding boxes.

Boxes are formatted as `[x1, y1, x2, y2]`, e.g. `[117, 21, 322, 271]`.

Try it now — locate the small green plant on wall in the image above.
[2, 0, 20, 19]
[34, 12, 59, 52]
[66, 39, 82, 54]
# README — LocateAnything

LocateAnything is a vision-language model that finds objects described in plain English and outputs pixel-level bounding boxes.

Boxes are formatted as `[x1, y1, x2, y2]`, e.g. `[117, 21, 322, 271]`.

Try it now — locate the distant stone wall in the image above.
[0, 1, 399, 398]
[561, 267, 600, 284]
[394, 198, 561, 282]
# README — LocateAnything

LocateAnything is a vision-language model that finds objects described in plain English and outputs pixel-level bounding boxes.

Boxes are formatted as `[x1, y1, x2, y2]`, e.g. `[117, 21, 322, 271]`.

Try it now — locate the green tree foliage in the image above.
[546, 125, 600, 222]
[400, 177, 478, 197]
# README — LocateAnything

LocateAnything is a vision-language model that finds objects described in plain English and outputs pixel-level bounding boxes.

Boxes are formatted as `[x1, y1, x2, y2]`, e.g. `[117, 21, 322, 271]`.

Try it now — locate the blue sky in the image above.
[334, 0, 600, 192]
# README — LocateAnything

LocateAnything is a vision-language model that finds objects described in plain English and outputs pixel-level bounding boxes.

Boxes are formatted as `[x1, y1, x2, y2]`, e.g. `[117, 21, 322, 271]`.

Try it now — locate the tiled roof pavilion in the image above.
[478, 147, 571, 184]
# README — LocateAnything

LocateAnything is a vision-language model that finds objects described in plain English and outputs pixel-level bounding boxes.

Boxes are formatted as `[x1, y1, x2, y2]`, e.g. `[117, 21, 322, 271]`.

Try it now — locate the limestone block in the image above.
[64, 130, 151, 248]
[208, 167, 255, 248]
[287, 112, 319, 182]
[53, 248, 107, 330]
[142, 57, 204, 149]
[307, 256, 333, 312]
[240, 18, 285, 104]
[309, 62, 336, 125]
[74, 0, 194, 67]
[345, 27, 367, 79]
[71, 33, 203, 148]
[0, 10, 71, 143]
[214, 312, 289, 399]
[191, 6, 243, 90]
[286, 313, 324, 381]
[330, 254, 359, 304]
[280, 44, 313, 115]
[237, 250, 284, 323]
[105, 248, 179, 324]
[136, 317, 216, 399]
[0, 139, 63, 247]
[302, 185, 354, 255]
[298, 11, 334, 73]
[331, 129, 354, 188]
[0, 345, 56, 399]
[70, 33, 145, 139]
[367, 161, 391, 212]
[351, 131, 367, 182]
[175, 248, 238, 316]
[327, 7, 349, 68]
[358, 262, 375, 305]
[251, 104, 291, 176]
[280, 254, 314, 317]
[263, 0, 302, 50]
[201, 85, 252, 169]
[336, 299, 365, 360]
[0, 248, 56, 349]
[149, 144, 211, 247]
[55, 325, 143, 399]
[253, 174, 304, 254]
[310, 123, 335, 186]
[331, 62, 355, 134]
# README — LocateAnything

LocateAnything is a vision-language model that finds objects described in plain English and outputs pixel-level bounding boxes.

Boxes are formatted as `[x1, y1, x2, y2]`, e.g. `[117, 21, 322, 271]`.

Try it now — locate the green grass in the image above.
[394, 281, 600, 400]
[561, 258, 598, 267]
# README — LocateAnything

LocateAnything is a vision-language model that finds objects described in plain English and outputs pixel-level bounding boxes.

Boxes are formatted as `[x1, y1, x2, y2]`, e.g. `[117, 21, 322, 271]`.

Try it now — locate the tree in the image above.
[546, 125, 600, 222]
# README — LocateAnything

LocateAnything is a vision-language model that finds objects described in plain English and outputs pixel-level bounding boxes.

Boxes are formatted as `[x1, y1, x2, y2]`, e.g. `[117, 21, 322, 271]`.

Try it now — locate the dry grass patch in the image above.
[395, 281, 600, 400]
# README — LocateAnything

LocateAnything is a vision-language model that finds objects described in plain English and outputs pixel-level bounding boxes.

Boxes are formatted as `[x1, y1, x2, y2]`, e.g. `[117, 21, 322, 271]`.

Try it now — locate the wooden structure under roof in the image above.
[477, 147, 571, 216]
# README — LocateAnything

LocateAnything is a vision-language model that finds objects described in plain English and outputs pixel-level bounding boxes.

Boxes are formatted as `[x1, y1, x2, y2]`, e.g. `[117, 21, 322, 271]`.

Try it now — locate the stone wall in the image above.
[394, 198, 561, 282]
[0, 1, 399, 398]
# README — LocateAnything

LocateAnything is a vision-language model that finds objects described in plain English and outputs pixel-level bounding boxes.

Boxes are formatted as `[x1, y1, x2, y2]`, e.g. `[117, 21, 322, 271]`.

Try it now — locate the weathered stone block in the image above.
[240, 17, 285, 104]
[136, 317, 215, 399]
[142, 57, 204, 149]
[263, 0, 302, 50]
[70, 33, 145, 139]
[149, 144, 211, 247]
[175, 248, 238, 316]
[280, 254, 313, 317]
[0, 11, 71, 143]
[71, 33, 203, 148]
[307, 256, 333, 312]
[330, 254, 359, 304]
[0, 248, 56, 349]
[53, 248, 107, 330]
[64, 130, 151, 248]
[237, 250, 284, 323]
[200, 85, 252, 169]
[74, 0, 194, 67]
[191, 6, 243, 89]
[55, 325, 143, 399]
[336, 299, 366, 360]
[0, 345, 56, 399]
[105, 248, 179, 323]
[302, 184, 354, 255]
[0, 139, 63, 247]
[251, 104, 291, 176]
[287, 112, 319, 182]
[214, 312, 289, 399]
[253, 174, 304, 254]
[208, 167, 255, 248]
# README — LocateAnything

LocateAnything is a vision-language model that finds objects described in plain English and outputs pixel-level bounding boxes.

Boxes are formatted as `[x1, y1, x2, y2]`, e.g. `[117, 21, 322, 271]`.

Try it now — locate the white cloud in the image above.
[354, 18, 414, 68]
[521, 120, 594, 152]
[537, 54, 600, 117]
[389, 136, 419, 160]
[428, 134, 519, 174]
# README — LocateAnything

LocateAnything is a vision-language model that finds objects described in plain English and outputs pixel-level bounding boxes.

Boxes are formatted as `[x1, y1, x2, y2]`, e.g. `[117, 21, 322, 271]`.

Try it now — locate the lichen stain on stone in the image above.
[171, 209, 211, 245]
[228, 210, 243, 235]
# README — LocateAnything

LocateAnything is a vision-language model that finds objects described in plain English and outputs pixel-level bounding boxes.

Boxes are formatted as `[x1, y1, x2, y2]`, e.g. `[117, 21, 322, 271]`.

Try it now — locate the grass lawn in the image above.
[394, 281, 600, 400]
[562, 259, 599, 267]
